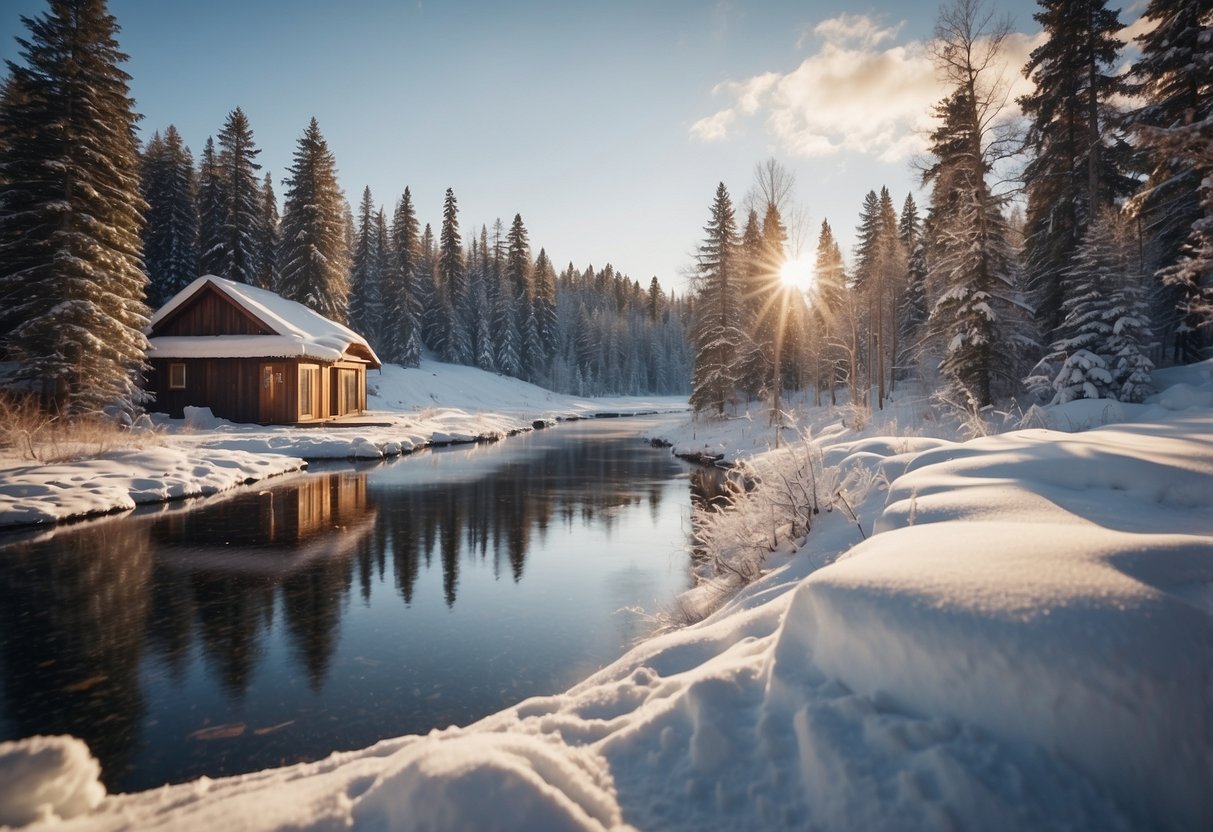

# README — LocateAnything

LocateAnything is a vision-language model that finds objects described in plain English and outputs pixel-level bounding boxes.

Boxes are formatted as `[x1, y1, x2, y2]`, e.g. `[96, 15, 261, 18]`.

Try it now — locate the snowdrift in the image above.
[3, 364, 1211, 830]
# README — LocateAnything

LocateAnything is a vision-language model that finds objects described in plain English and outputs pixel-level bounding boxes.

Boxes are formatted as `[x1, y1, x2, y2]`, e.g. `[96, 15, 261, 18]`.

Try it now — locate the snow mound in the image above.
[351, 733, 625, 832]
[0, 736, 105, 827]
[783, 414, 1213, 829]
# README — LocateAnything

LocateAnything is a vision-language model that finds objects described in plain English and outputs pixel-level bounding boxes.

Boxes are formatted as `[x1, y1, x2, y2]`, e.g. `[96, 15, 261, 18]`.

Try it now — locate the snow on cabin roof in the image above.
[147, 275, 381, 367]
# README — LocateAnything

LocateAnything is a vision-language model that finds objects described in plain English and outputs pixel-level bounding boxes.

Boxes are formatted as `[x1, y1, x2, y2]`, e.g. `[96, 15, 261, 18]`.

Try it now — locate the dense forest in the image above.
[0, 0, 692, 415]
[688, 0, 1211, 417]
[0, 0, 1209, 419]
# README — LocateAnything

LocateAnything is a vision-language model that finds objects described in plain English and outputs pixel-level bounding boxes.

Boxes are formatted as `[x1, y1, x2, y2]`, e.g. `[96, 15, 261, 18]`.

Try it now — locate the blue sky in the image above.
[3, 0, 1138, 292]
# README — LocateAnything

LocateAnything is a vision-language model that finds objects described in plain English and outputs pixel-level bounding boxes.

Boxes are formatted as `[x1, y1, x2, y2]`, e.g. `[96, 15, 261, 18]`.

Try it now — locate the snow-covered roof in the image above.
[147, 275, 380, 367]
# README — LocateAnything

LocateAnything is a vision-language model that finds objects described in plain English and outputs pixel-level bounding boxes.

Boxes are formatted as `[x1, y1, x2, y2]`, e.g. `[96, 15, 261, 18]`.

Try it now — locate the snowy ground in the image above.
[2, 361, 1210, 830]
[0, 359, 687, 528]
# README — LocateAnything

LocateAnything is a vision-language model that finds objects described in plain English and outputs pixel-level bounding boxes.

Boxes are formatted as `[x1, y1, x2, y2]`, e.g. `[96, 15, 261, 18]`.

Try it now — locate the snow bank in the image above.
[0, 736, 104, 826]
[0, 447, 304, 528]
[6, 363, 1210, 830]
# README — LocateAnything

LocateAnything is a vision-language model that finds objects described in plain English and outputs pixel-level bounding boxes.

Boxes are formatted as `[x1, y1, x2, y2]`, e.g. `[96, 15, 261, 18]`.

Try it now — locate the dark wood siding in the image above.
[150, 357, 273, 423]
[151, 284, 274, 337]
[148, 356, 367, 424]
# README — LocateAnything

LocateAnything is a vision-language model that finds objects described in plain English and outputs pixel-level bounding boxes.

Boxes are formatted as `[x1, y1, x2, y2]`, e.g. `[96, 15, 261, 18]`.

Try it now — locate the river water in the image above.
[0, 414, 707, 792]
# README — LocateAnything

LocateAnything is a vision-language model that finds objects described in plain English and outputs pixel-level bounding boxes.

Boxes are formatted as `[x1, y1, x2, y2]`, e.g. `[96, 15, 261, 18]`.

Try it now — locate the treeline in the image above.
[142, 117, 693, 396]
[690, 0, 1211, 415]
[0, 1, 690, 417]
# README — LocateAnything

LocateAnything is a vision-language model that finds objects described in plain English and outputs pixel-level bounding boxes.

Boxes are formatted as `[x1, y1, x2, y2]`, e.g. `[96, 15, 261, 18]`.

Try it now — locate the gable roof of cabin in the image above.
[147, 275, 381, 368]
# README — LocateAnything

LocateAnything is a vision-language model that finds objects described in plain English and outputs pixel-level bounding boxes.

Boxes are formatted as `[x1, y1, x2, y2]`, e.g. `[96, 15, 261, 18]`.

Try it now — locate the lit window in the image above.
[299, 365, 319, 418]
[168, 363, 186, 390]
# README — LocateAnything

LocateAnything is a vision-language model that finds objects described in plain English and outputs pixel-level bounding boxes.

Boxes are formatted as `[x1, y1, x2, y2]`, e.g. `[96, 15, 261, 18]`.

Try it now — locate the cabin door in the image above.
[259, 362, 286, 423]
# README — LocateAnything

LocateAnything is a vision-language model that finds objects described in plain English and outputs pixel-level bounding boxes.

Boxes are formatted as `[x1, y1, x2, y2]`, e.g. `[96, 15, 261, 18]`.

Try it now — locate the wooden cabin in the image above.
[145, 275, 381, 424]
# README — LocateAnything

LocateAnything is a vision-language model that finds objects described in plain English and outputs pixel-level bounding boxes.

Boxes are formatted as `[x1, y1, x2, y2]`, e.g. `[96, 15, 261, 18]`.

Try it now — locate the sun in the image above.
[778, 255, 815, 293]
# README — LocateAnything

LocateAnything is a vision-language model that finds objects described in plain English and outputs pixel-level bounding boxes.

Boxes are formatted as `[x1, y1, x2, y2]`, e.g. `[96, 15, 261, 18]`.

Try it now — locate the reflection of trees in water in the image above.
[0, 436, 688, 787]
[0, 522, 153, 788]
[144, 474, 368, 697]
[375, 438, 681, 607]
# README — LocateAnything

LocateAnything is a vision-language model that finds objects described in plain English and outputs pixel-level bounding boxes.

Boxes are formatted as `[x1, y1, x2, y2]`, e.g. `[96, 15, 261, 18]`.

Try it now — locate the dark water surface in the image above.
[0, 415, 701, 792]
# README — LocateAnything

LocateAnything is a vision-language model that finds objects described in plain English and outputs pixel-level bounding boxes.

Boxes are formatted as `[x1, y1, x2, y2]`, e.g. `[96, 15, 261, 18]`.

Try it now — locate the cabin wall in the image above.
[149, 357, 293, 423]
[148, 357, 367, 424]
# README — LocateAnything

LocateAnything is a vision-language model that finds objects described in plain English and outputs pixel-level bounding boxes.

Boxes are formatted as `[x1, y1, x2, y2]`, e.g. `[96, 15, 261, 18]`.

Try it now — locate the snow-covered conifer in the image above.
[277, 118, 349, 322]
[254, 173, 279, 290]
[216, 107, 262, 284]
[690, 183, 744, 414]
[0, 0, 150, 414]
[141, 125, 198, 308]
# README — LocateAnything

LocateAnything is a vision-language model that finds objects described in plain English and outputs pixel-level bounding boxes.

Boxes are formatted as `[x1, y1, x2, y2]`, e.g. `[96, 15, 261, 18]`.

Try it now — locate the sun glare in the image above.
[779, 255, 815, 293]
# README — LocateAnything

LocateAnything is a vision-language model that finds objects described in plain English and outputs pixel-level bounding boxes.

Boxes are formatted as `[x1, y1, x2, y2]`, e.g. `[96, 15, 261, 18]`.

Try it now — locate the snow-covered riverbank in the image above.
[0, 360, 688, 529]
[3, 361, 1210, 830]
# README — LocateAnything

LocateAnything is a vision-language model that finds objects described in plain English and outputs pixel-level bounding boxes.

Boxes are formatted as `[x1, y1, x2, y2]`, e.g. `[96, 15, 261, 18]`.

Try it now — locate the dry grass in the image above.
[0, 393, 161, 464]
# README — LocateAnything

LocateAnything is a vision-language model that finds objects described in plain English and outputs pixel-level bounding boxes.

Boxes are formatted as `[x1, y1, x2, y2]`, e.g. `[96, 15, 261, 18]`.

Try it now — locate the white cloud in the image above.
[690, 109, 737, 143]
[810, 13, 904, 49]
[692, 13, 1047, 162]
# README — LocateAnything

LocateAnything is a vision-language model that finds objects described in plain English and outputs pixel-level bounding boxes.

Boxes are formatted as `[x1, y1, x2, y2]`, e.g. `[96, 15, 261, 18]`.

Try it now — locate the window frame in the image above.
[168, 362, 186, 390]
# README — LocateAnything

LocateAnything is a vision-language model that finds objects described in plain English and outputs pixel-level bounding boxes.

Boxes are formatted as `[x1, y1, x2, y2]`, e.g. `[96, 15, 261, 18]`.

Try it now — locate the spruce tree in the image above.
[437, 188, 471, 362]
[0, 0, 150, 414]
[505, 213, 531, 302]
[1028, 211, 1151, 402]
[532, 248, 558, 361]
[812, 219, 850, 404]
[141, 125, 198, 307]
[898, 194, 928, 368]
[348, 186, 380, 344]
[690, 183, 743, 415]
[737, 208, 771, 397]
[1130, 0, 1213, 357]
[216, 107, 262, 284]
[923, 2, 1030, 409]
[1020, 0, 1131, 337]
[196, 136, 225, 276]
[386, 187, 423, 367]
[254, 172, 279, 290]
[277, 118, 349, 322]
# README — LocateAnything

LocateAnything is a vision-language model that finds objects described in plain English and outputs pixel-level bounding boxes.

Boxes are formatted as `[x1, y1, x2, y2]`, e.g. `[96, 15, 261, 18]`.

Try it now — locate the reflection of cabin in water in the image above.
[145, 275, 381, 424]
[156, 473, 373, 576]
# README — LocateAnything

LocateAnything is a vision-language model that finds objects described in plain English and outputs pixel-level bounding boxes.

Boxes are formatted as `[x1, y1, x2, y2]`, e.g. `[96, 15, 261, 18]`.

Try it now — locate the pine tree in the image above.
[196, 136, 225, 276]
[1028, 211, 1151, 402]
[215, 107, 262, 284]
[812, 219, 850, 404]
[0, 0, 150, 414]
[254, 172, 279, 290]
[277, 118, 349, 322]
[737, 208, 770, 397]
[923, 1, 1030, 409]
[690, 183, 743, 415]
[1129, 0, 1213, 357]
[437, 188, 470, 362]
[532, 247, 558, 361]
[505, 213, 531, 301]
[385, 187, 423, 367]
[1020, 0, 1131, 337]
[141, 125, 198, 307]
[898, 193, 929, 370]
[348, 186, 381, 344]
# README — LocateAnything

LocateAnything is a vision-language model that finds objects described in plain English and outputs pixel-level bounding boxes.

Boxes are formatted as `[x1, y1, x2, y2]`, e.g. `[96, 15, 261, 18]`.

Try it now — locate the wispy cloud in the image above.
[692, 13, 1044, 162]
[802, 13, 904, 49]
[690, 109, 737, 142]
